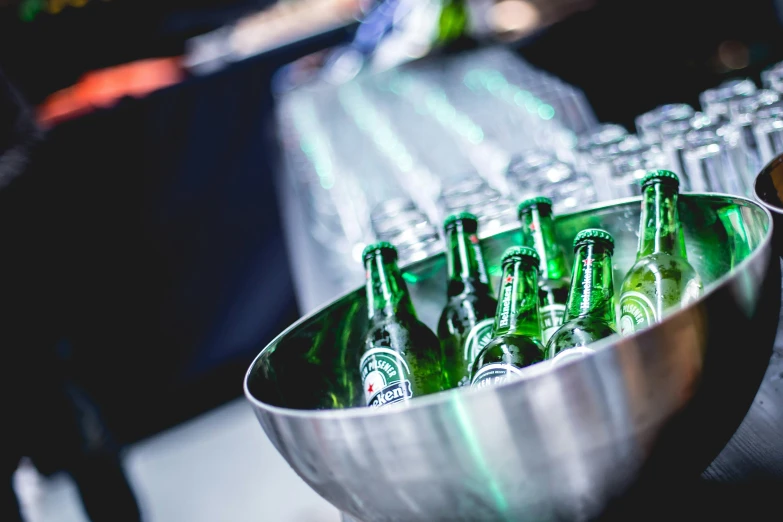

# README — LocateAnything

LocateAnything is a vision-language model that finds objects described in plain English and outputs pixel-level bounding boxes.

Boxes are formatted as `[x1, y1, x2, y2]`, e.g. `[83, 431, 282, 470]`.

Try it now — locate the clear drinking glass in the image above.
[699, 78, 757, 120]
[635, 103, 695, 145]
[682, 124, 747, 195]
[573, 123, 629, 201]
[753, 100, 783, 166]
[762, 62, 783, 93]
[606, 136, 671, 198]
[727, 89, 781, 181]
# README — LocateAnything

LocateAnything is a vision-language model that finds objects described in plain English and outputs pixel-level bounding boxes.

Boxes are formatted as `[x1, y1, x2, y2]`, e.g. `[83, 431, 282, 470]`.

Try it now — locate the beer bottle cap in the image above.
[641, 170, 680, 188]
[574, 228, 615, 253]
[443, 212, 479, 231]
[362, 241, 398, 262]
[501, 245, 540, 266]
[517, 196, 553, 217]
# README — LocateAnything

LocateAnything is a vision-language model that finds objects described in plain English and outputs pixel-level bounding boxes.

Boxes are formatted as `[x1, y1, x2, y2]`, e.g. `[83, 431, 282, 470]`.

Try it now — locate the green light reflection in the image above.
[290, 100, 338, 192]
[538, 104, 556, 120]
[402, 272, 419, 284]
[338, 82, 419, 175]
[464, 68, 558, 126]
[451, 395, 511, 519]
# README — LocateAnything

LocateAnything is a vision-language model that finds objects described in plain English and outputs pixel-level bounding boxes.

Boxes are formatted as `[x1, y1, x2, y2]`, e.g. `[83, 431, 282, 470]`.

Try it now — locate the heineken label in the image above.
[471, 363, 525, 390]
[469, 234, 489, 284]
[540, 303, 566, 344]
[581, 255, 595, 309]
[462, 318, 495, 383]
[619, 291, 657, 335]
[497, 274, 515, 330]
[360, 347, 414, 408]
[551, 346, 595, 367]
[528, 214, 546, 273]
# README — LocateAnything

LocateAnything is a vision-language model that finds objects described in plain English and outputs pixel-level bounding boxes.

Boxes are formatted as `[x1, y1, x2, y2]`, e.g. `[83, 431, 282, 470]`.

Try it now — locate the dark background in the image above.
[2, 0, 783, 447]
[0, 0, 274, 103]
[519, 0, 783, 129]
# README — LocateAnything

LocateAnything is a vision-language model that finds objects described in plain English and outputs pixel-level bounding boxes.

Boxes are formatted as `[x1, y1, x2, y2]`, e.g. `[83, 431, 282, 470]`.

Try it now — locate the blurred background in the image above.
[2, 0, 783, 521]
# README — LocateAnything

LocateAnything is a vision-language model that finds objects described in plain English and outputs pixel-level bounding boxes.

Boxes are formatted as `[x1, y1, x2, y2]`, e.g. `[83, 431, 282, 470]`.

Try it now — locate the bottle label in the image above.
[470, 363, 525, 390]
[360, 347, 414, 408]
[540, 303, 566, 344]
[469, 234, 489, 285]
[551, 346, 596, 367]
[619, 291, 657, 335]
[528, 214, 547, 274]
[497, 275, 515, 329]
[462, 318, 495, 385]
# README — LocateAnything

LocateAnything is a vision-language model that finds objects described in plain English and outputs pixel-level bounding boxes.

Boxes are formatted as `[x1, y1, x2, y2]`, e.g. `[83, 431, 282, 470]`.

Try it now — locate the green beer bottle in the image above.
[517, 197, 570, 345]
[360, 242, 443, 408]
[436, 0, 469, 46]
[619, 171, 703, 334]
[547, 229, 617, 365]
[470, 246, 546, 389]
[437, 213, 497, 389]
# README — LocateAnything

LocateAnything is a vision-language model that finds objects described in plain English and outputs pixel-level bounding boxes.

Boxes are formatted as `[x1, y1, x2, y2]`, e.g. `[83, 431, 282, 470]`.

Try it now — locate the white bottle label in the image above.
[540, 303, 566, 344]
[359, 347, 413, 408]
[470, 363, 525, 390]
[463, 318, 496, 378]
[619, 291, 657, 335]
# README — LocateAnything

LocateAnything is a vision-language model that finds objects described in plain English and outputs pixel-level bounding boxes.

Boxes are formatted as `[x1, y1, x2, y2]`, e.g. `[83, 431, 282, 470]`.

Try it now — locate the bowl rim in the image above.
[244, 193, 774, 419]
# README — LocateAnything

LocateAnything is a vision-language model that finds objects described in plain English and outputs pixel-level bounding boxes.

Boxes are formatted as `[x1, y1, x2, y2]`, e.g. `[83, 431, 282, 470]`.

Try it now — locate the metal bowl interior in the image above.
[245, 195, 778, 522]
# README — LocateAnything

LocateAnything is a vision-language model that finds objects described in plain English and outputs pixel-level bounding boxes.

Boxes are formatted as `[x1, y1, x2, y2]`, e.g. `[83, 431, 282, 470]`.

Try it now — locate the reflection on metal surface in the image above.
[246, 194, 778, 522]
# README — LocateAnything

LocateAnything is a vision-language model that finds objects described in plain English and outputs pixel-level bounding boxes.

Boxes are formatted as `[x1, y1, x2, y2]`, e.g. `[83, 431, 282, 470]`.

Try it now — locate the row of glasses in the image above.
[753, 100, 783, 166]
[367, 69, 520, 232]
[682, 118, 747, 195]
[442, 47, 585, 162]
[574, 124, 631, 200]
[335, 79, 444, 265]
[274, 88, 375, 295]
[505, 151, 597, 213]
[635, 104, 695, 146]
[456, 46, 597, 137]
[275, 46, 603, 293]
[750, 55, 783, 164]
[623, 75, 783, 198]
[437, 176, 518, 236]
[572, 70, 783, 203]
[606, 136, 671, 198]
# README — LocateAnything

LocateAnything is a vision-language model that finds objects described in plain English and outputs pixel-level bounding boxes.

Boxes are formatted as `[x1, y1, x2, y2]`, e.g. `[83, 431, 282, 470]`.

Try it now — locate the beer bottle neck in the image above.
[365, 255, 416, 320]
[436, 0, 468, 45]
[519, 207, 569, 281]
[564, 242, 616, 325]
[638, 183, 686, 258]
[445, 222, 491, 297]
[492, 260, 541, 339]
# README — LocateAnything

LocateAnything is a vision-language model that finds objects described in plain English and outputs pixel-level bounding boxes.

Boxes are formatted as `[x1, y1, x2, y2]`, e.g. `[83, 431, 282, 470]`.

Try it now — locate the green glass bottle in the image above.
[437, 212, 497, 389]
[360, 242, 443, 408]
[436, 0, 469, 46]
[619, 171, 703, 335]
[517, 197, 571, 345]
[547, 229, 617, 365]
[470, 246, 546, 390]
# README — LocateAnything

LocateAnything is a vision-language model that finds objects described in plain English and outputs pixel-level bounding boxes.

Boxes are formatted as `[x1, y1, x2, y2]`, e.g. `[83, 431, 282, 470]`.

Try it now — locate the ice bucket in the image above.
[245, 195, 779, 522]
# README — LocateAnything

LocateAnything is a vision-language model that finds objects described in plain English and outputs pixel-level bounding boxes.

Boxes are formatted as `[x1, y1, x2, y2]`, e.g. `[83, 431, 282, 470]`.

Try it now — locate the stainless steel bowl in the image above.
[245, 195, 779, 522]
